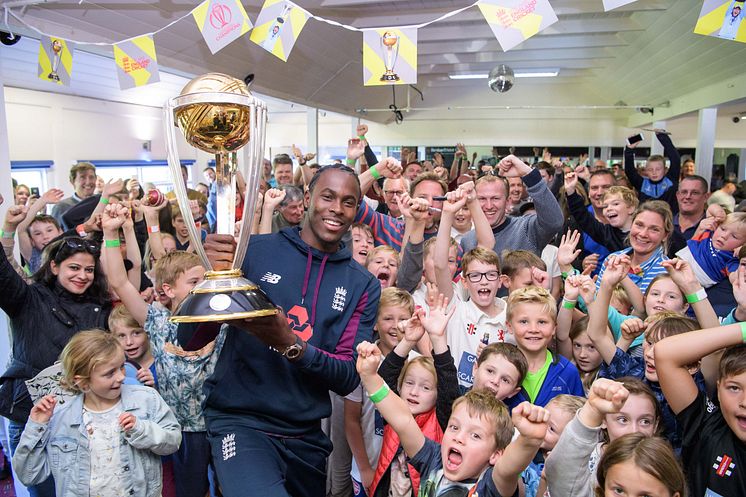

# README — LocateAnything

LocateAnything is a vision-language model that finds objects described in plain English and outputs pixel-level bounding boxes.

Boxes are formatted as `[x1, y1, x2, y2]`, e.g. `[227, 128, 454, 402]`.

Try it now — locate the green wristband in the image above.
[104, 239, 121, 248]
[358, 135, 366, 141]
[685, 288, 707, 304]
[99, 197, 109, 205]
[561, 269, 580, 280]
[562, 299, 576, 309]
[369, 165, 382, 180]
[0, 229, 14, 239]
[740, 322, 746, 343]
[368, 383, 390, 403]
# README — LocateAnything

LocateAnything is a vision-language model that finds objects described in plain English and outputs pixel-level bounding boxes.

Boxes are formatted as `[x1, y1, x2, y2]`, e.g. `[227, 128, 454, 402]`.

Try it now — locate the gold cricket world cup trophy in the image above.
[380, 31, 400, 82]
[164, 73, 278, 323]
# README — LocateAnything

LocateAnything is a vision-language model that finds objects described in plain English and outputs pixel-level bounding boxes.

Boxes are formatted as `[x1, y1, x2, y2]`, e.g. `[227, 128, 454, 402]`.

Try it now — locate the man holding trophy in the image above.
[164, 73, 380, 497]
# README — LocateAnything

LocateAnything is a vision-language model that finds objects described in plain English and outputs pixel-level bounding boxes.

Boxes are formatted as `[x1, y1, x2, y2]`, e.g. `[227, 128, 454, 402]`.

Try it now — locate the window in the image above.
[83, 160, 195, 192]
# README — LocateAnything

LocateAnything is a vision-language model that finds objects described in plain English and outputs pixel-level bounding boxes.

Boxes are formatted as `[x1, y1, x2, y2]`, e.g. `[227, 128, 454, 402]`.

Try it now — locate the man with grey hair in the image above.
[259, 185, 305, 234]
[374, 176, 409, 218]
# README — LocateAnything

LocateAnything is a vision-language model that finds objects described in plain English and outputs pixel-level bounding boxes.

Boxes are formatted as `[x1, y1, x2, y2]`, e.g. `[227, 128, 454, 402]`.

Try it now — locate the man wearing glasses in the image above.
[374, 177, 409, 218]
[675, 175, 710, 240]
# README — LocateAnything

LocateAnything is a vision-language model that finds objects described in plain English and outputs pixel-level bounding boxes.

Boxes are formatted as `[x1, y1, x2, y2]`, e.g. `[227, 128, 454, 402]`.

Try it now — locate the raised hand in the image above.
[396, 192, 414, 220]
[577, 274, 597, 305]
[356, 341, 382, 377]
[457, 181, 476, 203]
[3, 205, 28, 229]
[263, 188, 287, 212]
[564, 171, 579, 194]
[599, 255, 631, 287]
[291, 144, 303, 160]
[40, 188, 64, 205]
[356, 123, 368, 138]
[587, 378, 629, 417]
[102, 178, 125, 199]
[408, 196, 430, 223]
[433, 152, 444, 167]
[661, 258, 701, 294]
[136, 367, 155, 387]
[102, 203, 128, 232]
[119, 412, 137, 433]
[620, 318, 646, 343]
[563, 275, 582, 301]
[512, 402, 550, 441]
[733, 264, 746, 311]
[542, 148, 552, 162]
[346, 138, 366, 161]
[531, 267, 550, 289]
[420, 294, 455, 340]
[497, 155, 532, 178]
[30, 395, 57, 424]
[376, 157, 403, 179]
[706, 203, 727, 224]
[443, 189, 468, 214]
[455, 143, 466, 158]
[557, 230, 582, 267]
[398, 312, 427, 346]
[574, 164, 590, 181]
[582, 253, 599, 275]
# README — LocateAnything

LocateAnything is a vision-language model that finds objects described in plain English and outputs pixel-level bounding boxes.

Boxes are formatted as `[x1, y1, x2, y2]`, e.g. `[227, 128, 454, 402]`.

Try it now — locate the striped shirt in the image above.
[596, 246, 668, 294]
[354, 201, 437, 251]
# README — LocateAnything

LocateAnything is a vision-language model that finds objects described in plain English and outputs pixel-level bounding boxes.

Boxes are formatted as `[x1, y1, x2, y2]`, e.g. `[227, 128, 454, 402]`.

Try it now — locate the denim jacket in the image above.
[12, 385, 181, 497]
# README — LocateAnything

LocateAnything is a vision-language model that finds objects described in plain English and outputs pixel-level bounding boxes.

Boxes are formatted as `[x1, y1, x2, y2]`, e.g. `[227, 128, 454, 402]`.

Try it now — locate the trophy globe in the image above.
[164, 73, 277, 323]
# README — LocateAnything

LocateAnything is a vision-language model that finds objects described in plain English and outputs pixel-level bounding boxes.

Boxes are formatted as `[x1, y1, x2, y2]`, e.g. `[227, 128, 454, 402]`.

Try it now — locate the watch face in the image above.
[285, 345, 301, 359]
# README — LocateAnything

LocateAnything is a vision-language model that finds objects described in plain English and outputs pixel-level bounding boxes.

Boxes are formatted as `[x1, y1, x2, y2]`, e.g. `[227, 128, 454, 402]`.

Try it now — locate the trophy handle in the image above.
[233, 100, 267, 270]
[163, 100, 212, 271]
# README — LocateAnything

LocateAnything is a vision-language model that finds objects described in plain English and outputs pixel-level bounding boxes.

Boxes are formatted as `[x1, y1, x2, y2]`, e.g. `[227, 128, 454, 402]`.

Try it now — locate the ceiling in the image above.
[2, 0, 746, 123]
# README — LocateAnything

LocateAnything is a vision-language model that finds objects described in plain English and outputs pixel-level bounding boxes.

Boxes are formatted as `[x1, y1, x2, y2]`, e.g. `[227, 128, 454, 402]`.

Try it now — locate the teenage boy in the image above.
[102, 203, 220, 497]
[505, 287, 584, 409]
[656, 321, 746, 496]
[201, 164, 381, 497]
[357, 340, 550, 497]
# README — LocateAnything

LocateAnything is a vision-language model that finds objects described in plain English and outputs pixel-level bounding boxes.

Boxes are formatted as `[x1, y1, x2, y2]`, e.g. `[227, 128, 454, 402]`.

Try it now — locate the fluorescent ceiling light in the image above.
[448, 69, 559, 79]
[448, 73, 488, 79]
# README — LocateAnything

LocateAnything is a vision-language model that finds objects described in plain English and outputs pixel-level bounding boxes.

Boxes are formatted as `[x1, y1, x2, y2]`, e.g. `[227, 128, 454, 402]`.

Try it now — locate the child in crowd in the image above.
[11, 330, 181, 497]
[351, 222, 374, 266]
[370, 293, 459, 496]
[16, 188, 64, 274]
[624, 131, 680, 204]
[365, 245, 400, 289]
[471, 343, 527, 402]
[522, 394, 586, 497]
[344, 287, 415, 496]
[544, 378, 661, 497]
[108, 305, 155, 387]
[586, 255, 718, 451]
[595, 433, 686, 497]
[656, 320, 746, 496]
[500, 250, 550, 295]
[505, 286, 584, 409]
[358, 340, 551, 497]
[102, 203, 223, 497]
[558, 314, 602, 395]
[677, 211, 746, 287]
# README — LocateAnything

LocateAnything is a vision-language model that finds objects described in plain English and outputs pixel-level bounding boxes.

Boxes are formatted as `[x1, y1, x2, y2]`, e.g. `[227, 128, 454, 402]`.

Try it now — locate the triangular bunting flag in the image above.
[477, 0, 558, 52]
[694, 0, 746, 43]
[38, 36, 73, 86]
[362, 28, 418, 86]
[193, 0, 254, 54]
[250, 0, 310, 61]
[113, 35, 160, 90]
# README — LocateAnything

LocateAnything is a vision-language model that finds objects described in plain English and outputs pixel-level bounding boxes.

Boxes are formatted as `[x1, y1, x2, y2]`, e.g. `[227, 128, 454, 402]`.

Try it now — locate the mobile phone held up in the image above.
[626, 134, 644, 146]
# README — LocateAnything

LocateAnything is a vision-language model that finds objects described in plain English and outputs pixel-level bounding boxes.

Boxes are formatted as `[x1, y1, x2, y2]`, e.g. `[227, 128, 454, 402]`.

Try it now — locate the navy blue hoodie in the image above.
[203, 227, 380, 436]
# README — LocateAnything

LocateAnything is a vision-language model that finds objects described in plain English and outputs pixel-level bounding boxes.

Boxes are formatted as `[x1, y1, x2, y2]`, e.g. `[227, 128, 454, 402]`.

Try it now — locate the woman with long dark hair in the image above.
[0, 234, 110, 497]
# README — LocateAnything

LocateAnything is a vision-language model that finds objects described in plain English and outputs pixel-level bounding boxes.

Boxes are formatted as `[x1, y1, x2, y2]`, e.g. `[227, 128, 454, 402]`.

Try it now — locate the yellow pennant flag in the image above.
[113, 35, 160, 90]
[38, 36, 73, 86]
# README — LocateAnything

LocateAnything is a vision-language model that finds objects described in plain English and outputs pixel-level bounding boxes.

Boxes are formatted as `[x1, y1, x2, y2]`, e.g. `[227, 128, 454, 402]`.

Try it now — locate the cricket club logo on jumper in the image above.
[221, 433, 236, 461]
[466, 323, 477, 336]
[332, 287, 347, 312]
[713, 454, 735, 477]
[260, 272, 282, 284]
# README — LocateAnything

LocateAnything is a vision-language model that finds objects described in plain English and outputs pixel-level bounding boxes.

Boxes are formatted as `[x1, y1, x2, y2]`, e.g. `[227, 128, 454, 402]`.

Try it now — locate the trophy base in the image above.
[169, 269, 278, 323]
[380, 72, 400, 82]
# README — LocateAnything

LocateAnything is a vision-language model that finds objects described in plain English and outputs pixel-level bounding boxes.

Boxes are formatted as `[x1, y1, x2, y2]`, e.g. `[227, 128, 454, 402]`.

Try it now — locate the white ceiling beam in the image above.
[418, 34, 626, 55]
[419, 47, 613, 65]
[423, 59, 607, 74]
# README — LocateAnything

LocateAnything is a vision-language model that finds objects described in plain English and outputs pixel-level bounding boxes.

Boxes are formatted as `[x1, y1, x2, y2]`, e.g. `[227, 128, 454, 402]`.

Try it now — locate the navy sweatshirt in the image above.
[203, 227, 380, 436]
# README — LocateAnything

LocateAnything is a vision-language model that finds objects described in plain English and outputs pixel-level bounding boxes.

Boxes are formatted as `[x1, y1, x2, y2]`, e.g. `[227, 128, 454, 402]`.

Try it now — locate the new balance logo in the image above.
[332, 287, 347, 312]
[222, 433, 236, 461]
[260, 272, 282, 284]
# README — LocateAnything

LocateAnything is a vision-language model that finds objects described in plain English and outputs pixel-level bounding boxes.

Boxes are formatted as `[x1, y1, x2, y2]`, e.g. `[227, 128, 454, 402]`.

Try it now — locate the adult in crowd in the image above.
[674, 175, 710, 240]
[595, 200, 673, 293]
[577, 168, 616, 269]
[259, 185, 306, 234]
[199, 163, 380, 497]
[14, 185, 30, 206]
[461, 155, 564, 258]
[374, 177, 409, 218]
[269, 154, 294, 187]
[0, 207, 111, 497]
[708, 180, 737, 213]
[51, 162, 97, 230]
[203, 166, 216, 185]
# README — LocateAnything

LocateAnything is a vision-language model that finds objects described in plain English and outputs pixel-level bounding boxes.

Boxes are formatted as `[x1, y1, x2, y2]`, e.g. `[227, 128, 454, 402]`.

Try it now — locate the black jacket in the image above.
[0, 250, 110, 422]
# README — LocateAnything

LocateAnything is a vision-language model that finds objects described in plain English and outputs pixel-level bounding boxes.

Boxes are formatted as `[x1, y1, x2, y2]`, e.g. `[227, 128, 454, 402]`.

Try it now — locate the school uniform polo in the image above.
[445, 293, 511, 390]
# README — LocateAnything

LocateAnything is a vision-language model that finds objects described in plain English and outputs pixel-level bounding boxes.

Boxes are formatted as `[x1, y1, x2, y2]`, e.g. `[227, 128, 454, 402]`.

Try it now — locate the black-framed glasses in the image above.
[53, 236, 100, 259]
[464, 270, 500, 283]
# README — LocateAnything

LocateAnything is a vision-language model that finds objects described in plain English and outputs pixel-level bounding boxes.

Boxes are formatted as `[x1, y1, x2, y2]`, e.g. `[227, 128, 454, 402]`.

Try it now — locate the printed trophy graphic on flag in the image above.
[49, 39, 63, 81]
[380, 31, 400, 82]
[164, 73, 277, 323]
